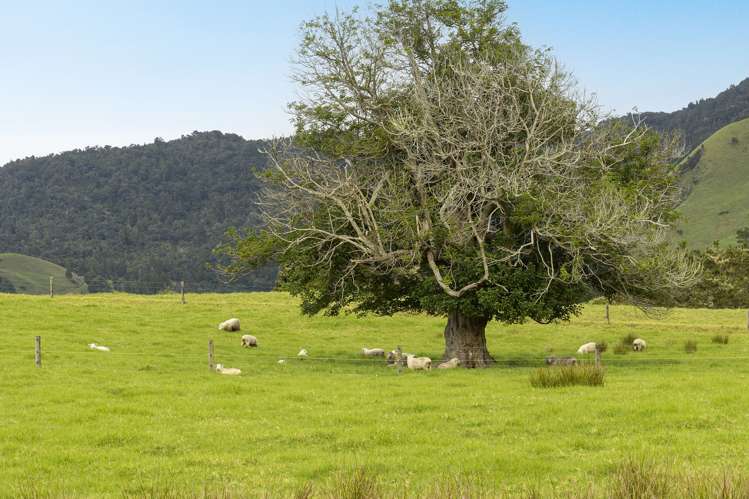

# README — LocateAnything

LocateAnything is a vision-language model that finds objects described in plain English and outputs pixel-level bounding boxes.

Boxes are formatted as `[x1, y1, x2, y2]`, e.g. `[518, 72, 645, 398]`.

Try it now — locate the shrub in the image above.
[712, 334, 729, 344]
[620, 333, 638, 346]
[530, 364, 604, 388]
[685, 340, 698, 354]
[596, 341, 608, 353]
[613, 343, 629, 355]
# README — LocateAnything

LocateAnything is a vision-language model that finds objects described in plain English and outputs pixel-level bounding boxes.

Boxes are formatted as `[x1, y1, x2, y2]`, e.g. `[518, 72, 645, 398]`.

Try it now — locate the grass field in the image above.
[0, 253, 84, 295]
[2, 292, 749, 497]
[677, 117, 749, 248]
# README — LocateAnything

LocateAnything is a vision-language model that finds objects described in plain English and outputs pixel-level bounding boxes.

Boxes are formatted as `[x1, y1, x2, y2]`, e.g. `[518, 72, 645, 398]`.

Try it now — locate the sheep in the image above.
[88, 343, 110, 352]
[632, 338, 647, 352]
[576, 342, 597, 354]
[437, 358, 461, 369]
[297, 348, 309, 359]
[241, 335, 258, 348]
[361, 347, 385, 357]
[406, 354, 432, 371]
[386, 350, 414, 366]
[215, 363, 241, 376]
[277, 359, 286, 364]
[545, 356, 577, 366]
[218, 318, 241, 332]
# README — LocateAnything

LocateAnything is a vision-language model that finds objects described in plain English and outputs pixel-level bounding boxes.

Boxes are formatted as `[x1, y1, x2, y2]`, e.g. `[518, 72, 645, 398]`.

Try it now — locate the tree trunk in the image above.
[442, 310, 494, 368]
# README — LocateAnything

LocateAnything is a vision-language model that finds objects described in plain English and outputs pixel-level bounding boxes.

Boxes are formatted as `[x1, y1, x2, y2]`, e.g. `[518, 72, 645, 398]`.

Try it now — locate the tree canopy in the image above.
[223, 0, 698, 366]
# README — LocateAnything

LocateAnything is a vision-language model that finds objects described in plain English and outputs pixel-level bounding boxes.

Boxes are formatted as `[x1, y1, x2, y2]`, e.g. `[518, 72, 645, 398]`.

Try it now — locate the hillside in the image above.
[0, 131, 275, 292]
[638, 77, 749, 152]
[0, 253, 85, 294]
[676, 118, 749, 248]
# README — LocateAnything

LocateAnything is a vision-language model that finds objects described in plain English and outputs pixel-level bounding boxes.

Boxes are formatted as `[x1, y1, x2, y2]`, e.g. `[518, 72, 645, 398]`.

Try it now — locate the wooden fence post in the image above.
[605, 303, 610, 324]
[595, 346, 602, 368]
[208, 339, 214, 371]
[35, 336, 41, 368]
[180, 281, 186, 305]
[49, 276, 54, 298]
[395, 345, 403, 375]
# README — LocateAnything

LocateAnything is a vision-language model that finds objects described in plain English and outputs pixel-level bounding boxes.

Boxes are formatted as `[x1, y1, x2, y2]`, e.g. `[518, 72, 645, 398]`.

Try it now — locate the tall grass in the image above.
[685, 340, 698, 353]
[530, 364, 604, 388]
[712, 334, 730, 344]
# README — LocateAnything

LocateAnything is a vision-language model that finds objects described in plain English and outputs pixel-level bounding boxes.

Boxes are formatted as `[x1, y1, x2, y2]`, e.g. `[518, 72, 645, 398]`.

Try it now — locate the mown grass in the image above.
[2, 292, 749, 497]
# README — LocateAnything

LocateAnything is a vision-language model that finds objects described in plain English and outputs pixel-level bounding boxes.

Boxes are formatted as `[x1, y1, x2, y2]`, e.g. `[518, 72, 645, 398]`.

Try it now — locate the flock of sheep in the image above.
[86, 317, 648, 374]
[215, 317, 460, 374]
[545, 338, 647, 366]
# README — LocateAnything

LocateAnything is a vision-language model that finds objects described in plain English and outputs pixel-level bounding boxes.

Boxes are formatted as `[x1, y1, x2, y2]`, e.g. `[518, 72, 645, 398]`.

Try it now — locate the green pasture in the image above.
[1, 292, 749, 497]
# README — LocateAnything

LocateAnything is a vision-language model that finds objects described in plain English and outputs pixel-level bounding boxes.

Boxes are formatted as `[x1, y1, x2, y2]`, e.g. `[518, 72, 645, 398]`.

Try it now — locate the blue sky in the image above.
[1, 0, 747, 166]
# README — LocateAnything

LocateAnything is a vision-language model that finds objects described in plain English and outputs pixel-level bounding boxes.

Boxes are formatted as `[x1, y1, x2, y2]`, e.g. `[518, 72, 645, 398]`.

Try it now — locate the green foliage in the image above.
[684, 340, 698, 353]
[712, 334, 729, 345]
[675, 244, 749, 308]
[613, 343, 629, 355]
[529, 364, 604, 388]
[0, 132, 275, 292]
[621, 333, 638, 346]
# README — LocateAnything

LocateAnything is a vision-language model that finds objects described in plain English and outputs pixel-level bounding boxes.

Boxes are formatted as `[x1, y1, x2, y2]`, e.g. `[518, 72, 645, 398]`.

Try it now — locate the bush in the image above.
[685, 340, 698, 354]
[712, 334, 729, 345]
[596, 341, 608, 353]
[621, 333, 638, 346]
[530, 364, 604, 388]
[613, 343, 629, 355]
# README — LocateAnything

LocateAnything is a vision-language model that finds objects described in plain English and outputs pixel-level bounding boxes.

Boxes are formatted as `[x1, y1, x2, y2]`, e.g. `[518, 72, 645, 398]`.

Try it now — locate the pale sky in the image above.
[1, 0, 747, 166]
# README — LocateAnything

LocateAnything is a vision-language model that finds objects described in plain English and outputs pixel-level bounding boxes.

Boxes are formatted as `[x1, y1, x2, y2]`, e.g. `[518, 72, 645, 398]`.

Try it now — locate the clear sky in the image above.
[1, 0, 747, 166]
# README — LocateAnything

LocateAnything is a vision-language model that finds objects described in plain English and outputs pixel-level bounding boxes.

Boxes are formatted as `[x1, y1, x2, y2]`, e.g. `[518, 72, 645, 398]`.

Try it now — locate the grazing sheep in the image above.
[545, 356, 577, 366]
[361, 347, 385, 357]
[215, 363, 241, 376]
[88, 343, 110, 352]
[386, 350, 414, 365]
[218, 318, 241, 332]
[277, 359, 286, 364]
[297, 348, 309, 359]
[437, 358, 461, 369]
[632, 338, 647, 352]
[241, 335, 258, 348]
[406, 354, 432, 371]
[577, 342, 597, 354]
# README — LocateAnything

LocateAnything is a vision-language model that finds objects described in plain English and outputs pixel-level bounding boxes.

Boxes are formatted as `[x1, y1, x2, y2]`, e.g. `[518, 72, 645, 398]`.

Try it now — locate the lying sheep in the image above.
[406, 354, 432, 371]
[437, 358, 461, 369]
[545, 356, 577, 366]
[215, 363, 241, 376]
[88, 343, 110, 352]
[632, 338, 647, 352]
[577, 342, 597, 354]
[362, 347, 385, 357]
[241, 335, 258, 348]
[218, 318, 241, 332]
[297, 348, 309, 359]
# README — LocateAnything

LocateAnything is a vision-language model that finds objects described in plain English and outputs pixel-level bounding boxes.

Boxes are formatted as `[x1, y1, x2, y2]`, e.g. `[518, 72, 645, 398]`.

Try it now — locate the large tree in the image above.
[222, 0, 698, 366]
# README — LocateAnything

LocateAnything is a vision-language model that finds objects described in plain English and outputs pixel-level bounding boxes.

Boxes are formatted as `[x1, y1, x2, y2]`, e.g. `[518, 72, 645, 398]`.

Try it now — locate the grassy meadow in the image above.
[2, 292, 749, 497]
[0, 253, 83, 295]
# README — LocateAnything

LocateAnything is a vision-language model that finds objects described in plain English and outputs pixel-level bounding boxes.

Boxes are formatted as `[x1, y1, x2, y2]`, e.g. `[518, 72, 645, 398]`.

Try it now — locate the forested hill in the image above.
[0, 131, 274, 292]
[637, 77, 749, 153]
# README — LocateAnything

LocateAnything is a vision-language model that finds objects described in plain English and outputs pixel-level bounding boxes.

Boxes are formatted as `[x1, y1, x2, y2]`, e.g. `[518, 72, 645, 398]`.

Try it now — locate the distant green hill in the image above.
[0, 253, 85, 294]
[676, 117, 749, 248]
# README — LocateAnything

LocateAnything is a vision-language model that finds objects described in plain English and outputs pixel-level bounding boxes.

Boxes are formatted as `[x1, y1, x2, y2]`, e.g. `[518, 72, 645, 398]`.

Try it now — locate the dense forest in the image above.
[0, 131, 275, 292]
[636, 77, 749, 152]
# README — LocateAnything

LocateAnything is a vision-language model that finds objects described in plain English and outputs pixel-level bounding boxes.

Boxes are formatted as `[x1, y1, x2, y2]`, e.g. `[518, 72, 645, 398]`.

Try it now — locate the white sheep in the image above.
[297, 348, 309, 359]
[437, 358, 461, 369]
[241, 335, 258, 348]
[633, 338, 647, 352]
[88, 343, 110, 352]
[277, 359, 286, 364]
[215, 363, 241, 376]
[386, 350, 414, 366]
[361, 347, 385, 357]
[406, 354, 432, 371]
[218, 318, 241, 332]
[577, 342, 597, 354]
